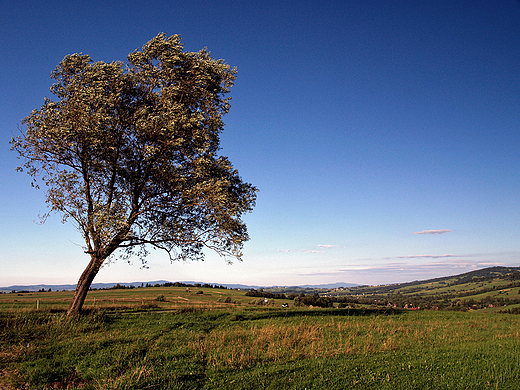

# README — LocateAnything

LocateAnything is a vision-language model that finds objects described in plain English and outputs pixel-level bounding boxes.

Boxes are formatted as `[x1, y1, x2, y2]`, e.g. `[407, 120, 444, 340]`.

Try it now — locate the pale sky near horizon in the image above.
[1, 0, 520, 287]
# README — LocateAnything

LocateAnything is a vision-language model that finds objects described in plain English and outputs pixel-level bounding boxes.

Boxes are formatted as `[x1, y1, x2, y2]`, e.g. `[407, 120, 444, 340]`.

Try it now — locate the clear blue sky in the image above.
[1, 0, 520, 287]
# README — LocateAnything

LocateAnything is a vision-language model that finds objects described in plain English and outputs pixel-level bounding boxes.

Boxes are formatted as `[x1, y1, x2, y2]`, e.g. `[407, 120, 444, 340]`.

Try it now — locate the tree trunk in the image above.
[67, 255, 103, 315]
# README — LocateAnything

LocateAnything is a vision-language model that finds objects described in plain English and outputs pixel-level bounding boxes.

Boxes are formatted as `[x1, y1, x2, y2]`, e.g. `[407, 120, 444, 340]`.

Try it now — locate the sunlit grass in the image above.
[0, 287, 251, 314]
[2, 306, 520, 389]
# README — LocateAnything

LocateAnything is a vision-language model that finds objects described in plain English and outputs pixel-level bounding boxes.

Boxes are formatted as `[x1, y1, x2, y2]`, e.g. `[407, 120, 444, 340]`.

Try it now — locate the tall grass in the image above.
[2, 307, 520, 389]
[198, 310, 520, 368]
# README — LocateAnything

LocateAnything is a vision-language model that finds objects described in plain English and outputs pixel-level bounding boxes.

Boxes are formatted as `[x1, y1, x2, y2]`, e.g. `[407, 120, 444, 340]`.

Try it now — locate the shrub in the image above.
[294, 293, 333, 308]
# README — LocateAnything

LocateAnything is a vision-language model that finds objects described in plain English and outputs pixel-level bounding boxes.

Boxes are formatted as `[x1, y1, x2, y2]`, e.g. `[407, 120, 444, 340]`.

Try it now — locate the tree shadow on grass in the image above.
[236, 307, 403, 322]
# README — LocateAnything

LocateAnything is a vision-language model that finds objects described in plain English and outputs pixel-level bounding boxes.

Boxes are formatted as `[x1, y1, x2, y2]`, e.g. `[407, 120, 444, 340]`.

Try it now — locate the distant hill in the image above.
[299, 282, 360, 289]
[402, 266, 520, 286]
[0, 280, 358, 293]
[2, 266, 518, 293]
[347, 266, 520, 295]
[327, 266, 520, 312]
[0, 281, 161, 293]
[0, 281, 265, 293]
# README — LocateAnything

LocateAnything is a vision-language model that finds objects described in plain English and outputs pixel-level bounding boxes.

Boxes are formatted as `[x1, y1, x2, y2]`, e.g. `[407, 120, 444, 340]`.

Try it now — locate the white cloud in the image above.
[413, 229, 452, 235]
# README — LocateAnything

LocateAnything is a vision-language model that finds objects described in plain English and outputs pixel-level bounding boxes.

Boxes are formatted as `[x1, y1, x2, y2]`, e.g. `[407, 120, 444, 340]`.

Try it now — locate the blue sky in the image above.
[1, 0, 520, 287]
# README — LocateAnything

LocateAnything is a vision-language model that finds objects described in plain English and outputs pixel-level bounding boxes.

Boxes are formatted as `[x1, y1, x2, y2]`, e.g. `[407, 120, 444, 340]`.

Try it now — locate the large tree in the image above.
[12, 34, 257, 314]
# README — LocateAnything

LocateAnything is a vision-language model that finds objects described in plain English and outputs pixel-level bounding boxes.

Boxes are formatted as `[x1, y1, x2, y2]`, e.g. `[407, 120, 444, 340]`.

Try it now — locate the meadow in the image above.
[1, 286, 520, 389]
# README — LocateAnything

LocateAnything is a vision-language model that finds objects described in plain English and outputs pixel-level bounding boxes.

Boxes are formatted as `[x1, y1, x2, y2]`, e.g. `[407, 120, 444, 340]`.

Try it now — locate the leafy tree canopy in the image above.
[11, 33, 257, 314]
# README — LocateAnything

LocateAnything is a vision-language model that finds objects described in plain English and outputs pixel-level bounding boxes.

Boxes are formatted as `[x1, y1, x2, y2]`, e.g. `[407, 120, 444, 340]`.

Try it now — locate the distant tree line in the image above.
[501, 306, 520, 314]
[329, 292, 520, 311]
[245, 290, 334, 308]
[293, 293, 334, 308]
[91, 282, 231, 291]
[245, 289, 290, 300]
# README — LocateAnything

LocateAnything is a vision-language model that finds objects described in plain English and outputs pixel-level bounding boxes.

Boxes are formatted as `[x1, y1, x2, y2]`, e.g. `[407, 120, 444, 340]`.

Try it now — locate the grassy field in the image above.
[0, 287, 251, 313]
[1, 287, 520, 389]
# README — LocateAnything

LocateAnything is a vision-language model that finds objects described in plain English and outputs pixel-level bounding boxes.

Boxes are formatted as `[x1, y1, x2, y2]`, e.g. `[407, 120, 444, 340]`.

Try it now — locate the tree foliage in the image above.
[293, 293, 333, 308]
[11, 33, 257, 314]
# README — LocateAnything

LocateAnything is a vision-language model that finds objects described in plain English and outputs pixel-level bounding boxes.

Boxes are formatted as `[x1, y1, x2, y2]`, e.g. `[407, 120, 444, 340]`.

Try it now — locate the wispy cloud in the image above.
[277, 244, 342, 254]
[273, 251, 519, 286]
[391, 254, 459, 260]
[413, 229, 452, 235]
[277, 248, 324, 254]
[318, 244, 340, 249]
[294, 257, 510, 281]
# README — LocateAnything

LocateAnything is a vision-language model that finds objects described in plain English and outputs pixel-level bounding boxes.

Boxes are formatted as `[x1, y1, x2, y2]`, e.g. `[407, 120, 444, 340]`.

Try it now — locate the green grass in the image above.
[0, 287, 259, 313]
[2, 294, 520, 389]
